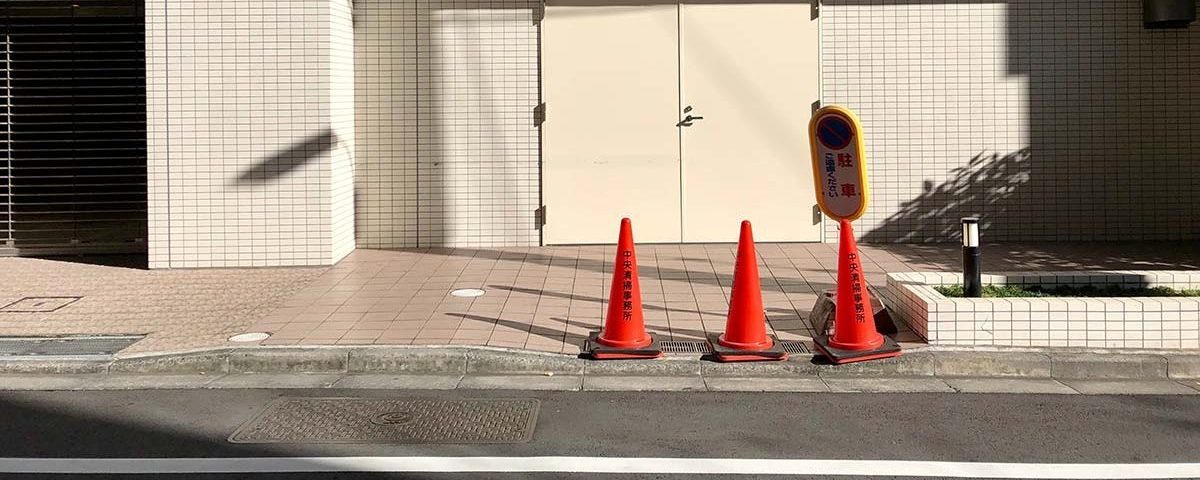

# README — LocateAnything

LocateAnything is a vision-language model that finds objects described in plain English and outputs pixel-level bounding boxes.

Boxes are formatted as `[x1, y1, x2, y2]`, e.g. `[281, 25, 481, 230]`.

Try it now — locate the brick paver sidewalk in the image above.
[245, 241, 1198, 354]
[0, 257, 322, 354]
[1, 242, 1194, 356]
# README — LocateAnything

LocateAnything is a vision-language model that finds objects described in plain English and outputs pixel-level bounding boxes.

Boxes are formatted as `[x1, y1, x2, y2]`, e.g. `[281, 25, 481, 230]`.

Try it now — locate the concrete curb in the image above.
[3, 345, 1200, 382]
[3, 373, 1194, 394]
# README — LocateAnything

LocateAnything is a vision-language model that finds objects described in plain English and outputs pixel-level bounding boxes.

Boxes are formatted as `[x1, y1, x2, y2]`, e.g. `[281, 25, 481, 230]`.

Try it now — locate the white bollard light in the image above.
[962, 217, 982, 298]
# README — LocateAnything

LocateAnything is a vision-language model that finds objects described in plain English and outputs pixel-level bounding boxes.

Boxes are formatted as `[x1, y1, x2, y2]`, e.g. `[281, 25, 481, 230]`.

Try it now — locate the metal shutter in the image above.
[1, 0, 146, 255]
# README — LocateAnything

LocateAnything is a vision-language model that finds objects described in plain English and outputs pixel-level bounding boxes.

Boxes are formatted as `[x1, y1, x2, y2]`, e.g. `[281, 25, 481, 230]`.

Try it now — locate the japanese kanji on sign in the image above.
[808, 106, 870, 222]
[807, 105, 901, 366]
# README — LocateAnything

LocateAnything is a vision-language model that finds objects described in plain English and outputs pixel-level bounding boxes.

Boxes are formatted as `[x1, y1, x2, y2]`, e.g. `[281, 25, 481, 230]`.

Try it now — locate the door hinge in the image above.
[811, 1, 819, 19]
[534, 103, 546, 126]
[811, 100, 822, 114]
[535, 205, 547, 227]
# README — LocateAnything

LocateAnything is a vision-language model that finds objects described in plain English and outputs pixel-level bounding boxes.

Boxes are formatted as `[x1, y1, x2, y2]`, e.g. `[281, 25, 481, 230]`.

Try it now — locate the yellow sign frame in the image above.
[808, 105, 870, 222]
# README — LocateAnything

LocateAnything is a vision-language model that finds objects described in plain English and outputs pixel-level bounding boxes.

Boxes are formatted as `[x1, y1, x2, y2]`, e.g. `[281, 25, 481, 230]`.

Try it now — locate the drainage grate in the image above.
[659, 340, 714, 354]
[779, 341, 811, 354]
[230, 398, 539, 444]
[660, 340, 809, 355]
[0, 297, 82, 313]
[0, 335, 143, 357]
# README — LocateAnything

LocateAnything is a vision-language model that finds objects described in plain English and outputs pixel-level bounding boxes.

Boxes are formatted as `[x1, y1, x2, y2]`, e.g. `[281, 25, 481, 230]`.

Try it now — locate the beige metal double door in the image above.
[542, 0, 820, 244]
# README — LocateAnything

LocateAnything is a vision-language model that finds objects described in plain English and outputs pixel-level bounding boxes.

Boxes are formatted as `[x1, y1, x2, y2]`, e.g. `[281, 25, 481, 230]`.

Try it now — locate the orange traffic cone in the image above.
[812, 219, 901, 364]
[585, 218, 662, 360]
[710, 221, 787, 362]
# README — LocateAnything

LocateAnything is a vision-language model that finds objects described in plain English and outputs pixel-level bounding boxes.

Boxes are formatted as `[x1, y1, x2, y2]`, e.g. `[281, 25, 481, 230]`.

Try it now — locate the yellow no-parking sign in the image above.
[809, 106, 869, 221]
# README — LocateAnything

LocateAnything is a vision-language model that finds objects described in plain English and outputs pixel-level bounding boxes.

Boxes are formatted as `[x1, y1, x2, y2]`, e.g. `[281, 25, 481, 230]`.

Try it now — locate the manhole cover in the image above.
[230, 398, 539, 444]
[450, 288, 485, 298]
[370, 412, 414, 426]
[229, 332, 271, 343]
[0, 297, 81, 313]
[0, 335, 143, 357]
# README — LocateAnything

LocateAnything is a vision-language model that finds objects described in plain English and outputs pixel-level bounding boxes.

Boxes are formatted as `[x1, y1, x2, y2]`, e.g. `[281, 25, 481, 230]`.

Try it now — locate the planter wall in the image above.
[881, 271, 1200, 349]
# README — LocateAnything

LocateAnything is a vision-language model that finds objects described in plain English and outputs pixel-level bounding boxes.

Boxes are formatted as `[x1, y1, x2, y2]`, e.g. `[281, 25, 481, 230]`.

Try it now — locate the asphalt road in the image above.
[1, 389, 1199, 479]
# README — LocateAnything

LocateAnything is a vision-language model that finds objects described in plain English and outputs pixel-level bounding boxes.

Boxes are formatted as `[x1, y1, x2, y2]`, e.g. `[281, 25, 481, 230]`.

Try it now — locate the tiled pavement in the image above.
[245, 241, 1200, 354]
[0, 256, 323, 354]
[0, 242, 1195, 356]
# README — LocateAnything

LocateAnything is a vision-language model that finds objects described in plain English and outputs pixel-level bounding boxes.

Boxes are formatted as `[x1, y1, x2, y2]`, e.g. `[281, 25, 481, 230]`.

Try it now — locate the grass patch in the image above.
[936, 283, 1200, 298]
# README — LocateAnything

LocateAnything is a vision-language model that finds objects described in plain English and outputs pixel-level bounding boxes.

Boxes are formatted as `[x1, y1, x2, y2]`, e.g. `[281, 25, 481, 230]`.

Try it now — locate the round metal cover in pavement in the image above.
[229, 332, 271, 343]
[450, 288, 485, 298]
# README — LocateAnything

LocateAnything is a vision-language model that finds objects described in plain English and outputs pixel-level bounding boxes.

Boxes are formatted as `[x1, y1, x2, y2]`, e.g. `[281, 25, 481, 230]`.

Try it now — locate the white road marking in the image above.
[1, 457, 1199, 478]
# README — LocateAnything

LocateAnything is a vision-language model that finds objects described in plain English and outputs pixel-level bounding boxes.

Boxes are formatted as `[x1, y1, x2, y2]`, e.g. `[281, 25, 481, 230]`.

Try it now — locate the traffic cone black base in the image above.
[585, 332, 663, 360]
[707, 333, 787, 362]
[812, 334, 901, 365]
[586, 217, 661, 361]
[710, 221, 785, 363]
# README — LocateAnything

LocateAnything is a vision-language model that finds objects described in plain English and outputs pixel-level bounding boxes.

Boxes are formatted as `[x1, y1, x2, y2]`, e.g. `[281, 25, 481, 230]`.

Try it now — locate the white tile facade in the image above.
[144, 0, 1200, 268]
[353, 0, 541, 249]
[354, 0, 418, 248]
[884, 271, 1200, 349]
[822, 1, 1200, 243]
[330, 0, 357, 262]
[147, 0, 355, 268]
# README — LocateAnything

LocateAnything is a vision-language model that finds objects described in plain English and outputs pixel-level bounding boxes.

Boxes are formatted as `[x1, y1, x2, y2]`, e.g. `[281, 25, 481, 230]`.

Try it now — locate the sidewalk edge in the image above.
[0, 345, 1196, 381]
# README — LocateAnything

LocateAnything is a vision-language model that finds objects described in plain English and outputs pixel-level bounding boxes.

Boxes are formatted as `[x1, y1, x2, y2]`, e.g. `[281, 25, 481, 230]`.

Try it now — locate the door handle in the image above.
[676, 114, 704, 127]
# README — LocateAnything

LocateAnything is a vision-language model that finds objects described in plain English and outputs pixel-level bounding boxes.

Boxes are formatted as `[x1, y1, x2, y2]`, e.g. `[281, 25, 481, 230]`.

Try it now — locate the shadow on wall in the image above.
[352, 0, 541, 249]
[348, 0, 1200, 246]
[861, 149, 1032, 243]
[825, 0, 1200, 243]
[231, 128, 336, 186]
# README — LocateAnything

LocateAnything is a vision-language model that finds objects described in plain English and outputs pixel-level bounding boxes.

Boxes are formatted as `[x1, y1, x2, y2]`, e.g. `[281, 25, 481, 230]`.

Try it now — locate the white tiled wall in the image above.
[147, 0, 355, 268]
[823, 1, 1200, 243]
[885, 271, 1200, 349]
[354, 0, 541, 249]
[330, 0, 357, 262]
[354, 0, 418, 248]
[147, 0, 1200, 268]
